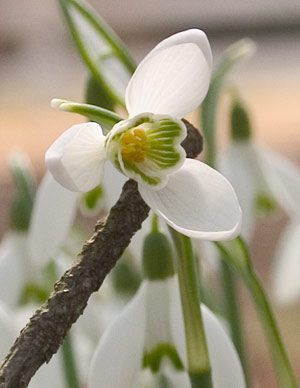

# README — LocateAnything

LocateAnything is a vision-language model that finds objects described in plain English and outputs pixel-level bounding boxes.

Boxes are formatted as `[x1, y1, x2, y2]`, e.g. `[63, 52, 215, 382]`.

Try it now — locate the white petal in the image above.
[126, 36, 211, 118]
[170, 280, 245, 387]
[271, 221, 300, 305]
[148, 29, 212, 69]
[202, 305, 246, 388]
[45, 122, 106, 192]
[144, 279, 175, 353]
[28, 173, 78, 265]
[139, 159, 242, 240]
[262, 147, 300, 220]
[0, 233, 27, 307]
[88, 283, 146, 388]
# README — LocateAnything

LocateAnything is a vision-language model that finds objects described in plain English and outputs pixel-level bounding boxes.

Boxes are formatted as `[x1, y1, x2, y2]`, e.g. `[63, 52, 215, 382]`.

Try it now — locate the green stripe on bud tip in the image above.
[143, 343, 184, 372]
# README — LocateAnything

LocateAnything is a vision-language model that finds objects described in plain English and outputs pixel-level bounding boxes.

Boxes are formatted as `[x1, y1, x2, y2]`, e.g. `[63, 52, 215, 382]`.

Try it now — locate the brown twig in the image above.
[0, 122, 202, 388]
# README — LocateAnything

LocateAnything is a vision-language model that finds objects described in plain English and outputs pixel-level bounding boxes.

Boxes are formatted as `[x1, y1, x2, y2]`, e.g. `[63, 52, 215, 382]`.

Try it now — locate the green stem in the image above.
[216, 239, 298, 388]
[151, 214, 159, 233]
[220, 260, 251, 387]
[61, 333, 80, 388]
[170, 229, 213, 388]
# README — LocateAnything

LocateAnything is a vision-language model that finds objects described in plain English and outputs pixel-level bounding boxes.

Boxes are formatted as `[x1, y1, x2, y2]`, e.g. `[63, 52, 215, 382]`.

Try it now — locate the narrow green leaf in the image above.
[215, 238, 298, 388]
[58, 0, 135, 106]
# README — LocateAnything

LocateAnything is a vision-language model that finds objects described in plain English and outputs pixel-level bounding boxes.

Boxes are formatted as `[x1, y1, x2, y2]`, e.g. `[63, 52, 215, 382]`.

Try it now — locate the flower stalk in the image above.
[170, 229, 213, 388]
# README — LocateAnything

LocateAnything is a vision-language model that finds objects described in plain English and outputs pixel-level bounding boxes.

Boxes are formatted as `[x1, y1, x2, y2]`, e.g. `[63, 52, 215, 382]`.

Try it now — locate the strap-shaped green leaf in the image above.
[58, 0, 136, 106]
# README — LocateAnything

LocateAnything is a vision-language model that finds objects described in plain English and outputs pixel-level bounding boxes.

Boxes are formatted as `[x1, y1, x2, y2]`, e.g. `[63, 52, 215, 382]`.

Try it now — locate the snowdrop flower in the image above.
[46, 30, 241, 240]
[219, 98, 300, 304]
[88, 275, 245, 388]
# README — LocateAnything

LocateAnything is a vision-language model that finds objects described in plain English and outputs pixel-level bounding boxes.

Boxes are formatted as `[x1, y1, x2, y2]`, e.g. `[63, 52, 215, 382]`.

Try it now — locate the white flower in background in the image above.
[88, 276, 245, 388]
[220, 137, 300, 305]
[46, 29, 241, 240]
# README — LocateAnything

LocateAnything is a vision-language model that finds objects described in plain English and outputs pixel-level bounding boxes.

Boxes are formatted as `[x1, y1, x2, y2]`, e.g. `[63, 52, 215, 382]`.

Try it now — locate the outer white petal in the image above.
[88, 283, 147, 388]
[0, 233, 27, 307]
[170, 279, 245, 387]
[261, 147, 300, 220]
[28, 172, 78, 265]
[139, 159, 242, 240]
[202, 305, 246, 388]
[126, 36, 211, 118]
[271, 221, 300, 305]
[148, 29, 212, 69]
[45, 122, 106, 192]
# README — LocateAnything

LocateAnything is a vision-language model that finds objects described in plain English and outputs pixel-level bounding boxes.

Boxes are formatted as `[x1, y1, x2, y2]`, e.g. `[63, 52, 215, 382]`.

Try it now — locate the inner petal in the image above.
[106, 113, 186, 190]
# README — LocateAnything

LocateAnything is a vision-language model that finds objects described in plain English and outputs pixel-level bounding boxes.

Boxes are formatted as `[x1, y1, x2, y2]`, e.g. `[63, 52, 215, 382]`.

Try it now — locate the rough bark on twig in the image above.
[0, 122, 202, 388]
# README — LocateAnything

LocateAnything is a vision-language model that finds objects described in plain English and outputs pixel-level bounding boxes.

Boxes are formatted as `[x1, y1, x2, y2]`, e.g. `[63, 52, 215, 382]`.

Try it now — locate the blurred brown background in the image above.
[0, 1, 300, 386]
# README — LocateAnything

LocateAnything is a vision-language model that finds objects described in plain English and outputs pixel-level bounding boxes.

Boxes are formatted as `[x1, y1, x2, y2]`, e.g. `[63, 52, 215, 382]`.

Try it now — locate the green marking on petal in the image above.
[143, 343, 184, 373]
[122, 159, 164, 187]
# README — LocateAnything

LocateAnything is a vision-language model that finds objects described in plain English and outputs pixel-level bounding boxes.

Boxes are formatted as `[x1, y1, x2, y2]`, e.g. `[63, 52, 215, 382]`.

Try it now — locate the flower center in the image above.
[121, 128, 147, 163]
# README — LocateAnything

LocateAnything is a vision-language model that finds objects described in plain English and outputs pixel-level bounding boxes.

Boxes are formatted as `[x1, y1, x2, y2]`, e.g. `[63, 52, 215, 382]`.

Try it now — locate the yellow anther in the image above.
[121, 129, 147, 163]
